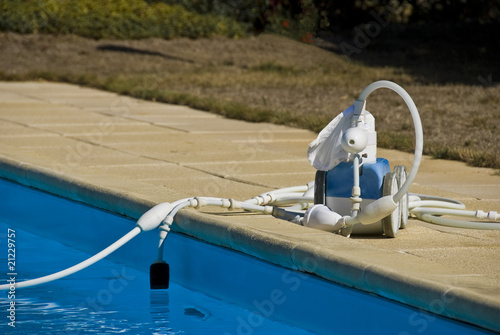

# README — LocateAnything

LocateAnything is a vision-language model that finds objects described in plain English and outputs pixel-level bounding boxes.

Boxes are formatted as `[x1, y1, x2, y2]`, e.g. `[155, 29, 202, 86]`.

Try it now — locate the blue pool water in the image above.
[0, 220, 313, 334]
[0, 178, 494, 334]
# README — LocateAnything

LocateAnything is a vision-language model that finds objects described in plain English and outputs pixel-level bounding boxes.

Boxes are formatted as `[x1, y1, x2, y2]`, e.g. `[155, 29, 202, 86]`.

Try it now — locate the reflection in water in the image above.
[150, 290, 172, 333]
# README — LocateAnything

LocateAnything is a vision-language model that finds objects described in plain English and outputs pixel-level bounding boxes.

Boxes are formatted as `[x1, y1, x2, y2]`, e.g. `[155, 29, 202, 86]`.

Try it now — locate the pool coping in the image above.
[1, 154, 500, 333]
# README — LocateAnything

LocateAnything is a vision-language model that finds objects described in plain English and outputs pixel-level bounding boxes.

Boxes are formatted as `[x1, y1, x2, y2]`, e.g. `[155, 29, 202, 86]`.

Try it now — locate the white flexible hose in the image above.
[268, 196, 314, 206]
[357, 80, 424, 203]
[410, 193, 465, 206]
[257, 185, 310, 197]
[6, 184, 497, 291]
[412, 207, 480, 218]
[0, 227, 141, 290]
[406, 191, 499, 229]
[415, 212, 500, 229]
[409, 200, 465, 210]
[156, 188, 499, 233]
[409, 199, 500, 229]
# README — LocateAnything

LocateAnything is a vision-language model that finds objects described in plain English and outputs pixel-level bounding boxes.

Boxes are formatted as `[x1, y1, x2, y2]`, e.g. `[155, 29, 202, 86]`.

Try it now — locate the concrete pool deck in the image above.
[0, 81, 499, 333]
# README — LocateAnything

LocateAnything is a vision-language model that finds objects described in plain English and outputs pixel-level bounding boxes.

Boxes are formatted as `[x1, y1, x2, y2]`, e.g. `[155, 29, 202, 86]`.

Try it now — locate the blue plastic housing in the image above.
[325, 158, 390, 200]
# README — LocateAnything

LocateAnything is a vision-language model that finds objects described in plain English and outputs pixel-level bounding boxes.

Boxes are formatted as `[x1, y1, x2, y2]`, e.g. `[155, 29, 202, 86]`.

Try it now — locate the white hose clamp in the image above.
[159, 224, 171, 232]
[163, 216, 174, 226]
[488, 211, 498, 221]
[265, 193, 276, 204]
[221, 199, 231, 209]
[192, 197, 207, 209]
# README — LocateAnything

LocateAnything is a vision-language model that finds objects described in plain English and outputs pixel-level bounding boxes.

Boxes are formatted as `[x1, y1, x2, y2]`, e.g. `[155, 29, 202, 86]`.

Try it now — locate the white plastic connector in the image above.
[487, 211, 499, 221]
[221, 199, 231, 208]
[228, 199, 241, 210]
[303, 204, 345, 232]
[474, 210, 499, 220]
[272, 207, 303, 224]
[265, 193, 276, 204]
[493, 211, 499, 221]
[264, 206, 273, 215]
[350, 185, 362, 212]
[159, 225, 171, 233]
[163, 216, 174, 226]
[253, 196, 264, 205]
[341, 127, 368, 154]
[193, 197, 207, 209]
[476, 210, 487, 219]
[347, 195, 398, 226]
[189, 198, 198, 208]
[136, 202, 173, 231]
[353, 99, 367, 121]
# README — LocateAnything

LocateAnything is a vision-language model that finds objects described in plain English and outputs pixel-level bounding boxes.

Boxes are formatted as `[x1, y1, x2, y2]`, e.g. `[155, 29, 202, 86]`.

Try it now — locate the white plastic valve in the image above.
[136, 202, 173, 231]
[303, 204, 345, 232]
[341, 127, 368, 154]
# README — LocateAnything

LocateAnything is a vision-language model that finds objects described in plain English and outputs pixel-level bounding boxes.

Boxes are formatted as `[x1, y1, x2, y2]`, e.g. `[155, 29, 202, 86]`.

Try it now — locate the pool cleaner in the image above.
[305, 80, 422, 237]
[2, 80, 498, 292]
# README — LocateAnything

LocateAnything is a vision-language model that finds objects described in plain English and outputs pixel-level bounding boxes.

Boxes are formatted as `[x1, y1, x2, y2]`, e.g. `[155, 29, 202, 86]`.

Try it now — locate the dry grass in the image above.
[0, 32, 499, 170]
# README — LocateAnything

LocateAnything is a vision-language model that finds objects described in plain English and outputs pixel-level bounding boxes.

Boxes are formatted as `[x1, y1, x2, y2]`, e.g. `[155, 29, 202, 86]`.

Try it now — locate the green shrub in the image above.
[157, 0, 318, 41]
[0, 0, 246, 39]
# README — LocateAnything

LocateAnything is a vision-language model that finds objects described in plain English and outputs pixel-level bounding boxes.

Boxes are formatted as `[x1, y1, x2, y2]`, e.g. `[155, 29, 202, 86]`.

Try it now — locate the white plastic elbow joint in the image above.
[303, 204, 345, 232]
[351, 196, 398, 226]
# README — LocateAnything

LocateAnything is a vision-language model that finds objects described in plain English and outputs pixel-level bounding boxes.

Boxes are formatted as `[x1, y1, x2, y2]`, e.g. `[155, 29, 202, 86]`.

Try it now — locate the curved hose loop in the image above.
[358, 80, 424, 203]
[409, 200, 466, 211]
[416, 213, 500, 230]
[257, 185, 310, 197]
[409, 193, 465, 205]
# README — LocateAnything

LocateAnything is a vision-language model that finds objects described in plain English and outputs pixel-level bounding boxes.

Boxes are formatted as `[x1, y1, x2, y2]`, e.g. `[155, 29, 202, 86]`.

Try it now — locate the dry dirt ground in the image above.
[0, 32, 499, 169]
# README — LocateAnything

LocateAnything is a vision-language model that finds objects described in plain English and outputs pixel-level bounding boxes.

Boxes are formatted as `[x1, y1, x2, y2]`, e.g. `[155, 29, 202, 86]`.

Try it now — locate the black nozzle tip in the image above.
[150, 261, 169, 289]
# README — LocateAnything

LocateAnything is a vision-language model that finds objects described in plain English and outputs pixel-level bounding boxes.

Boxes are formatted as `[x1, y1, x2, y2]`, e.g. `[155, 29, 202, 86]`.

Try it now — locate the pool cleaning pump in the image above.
[303, 80, 422, 238]
[2, 80, 498, 292]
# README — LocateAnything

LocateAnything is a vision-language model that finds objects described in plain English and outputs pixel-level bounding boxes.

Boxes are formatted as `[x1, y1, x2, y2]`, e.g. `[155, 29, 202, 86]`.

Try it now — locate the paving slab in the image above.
[0, 81, 499, 333]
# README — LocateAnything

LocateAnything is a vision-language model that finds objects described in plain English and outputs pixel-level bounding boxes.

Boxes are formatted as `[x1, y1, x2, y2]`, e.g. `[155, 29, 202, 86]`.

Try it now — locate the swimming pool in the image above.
[0, 219, 317, 334]
[0, 178, 493, 334]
